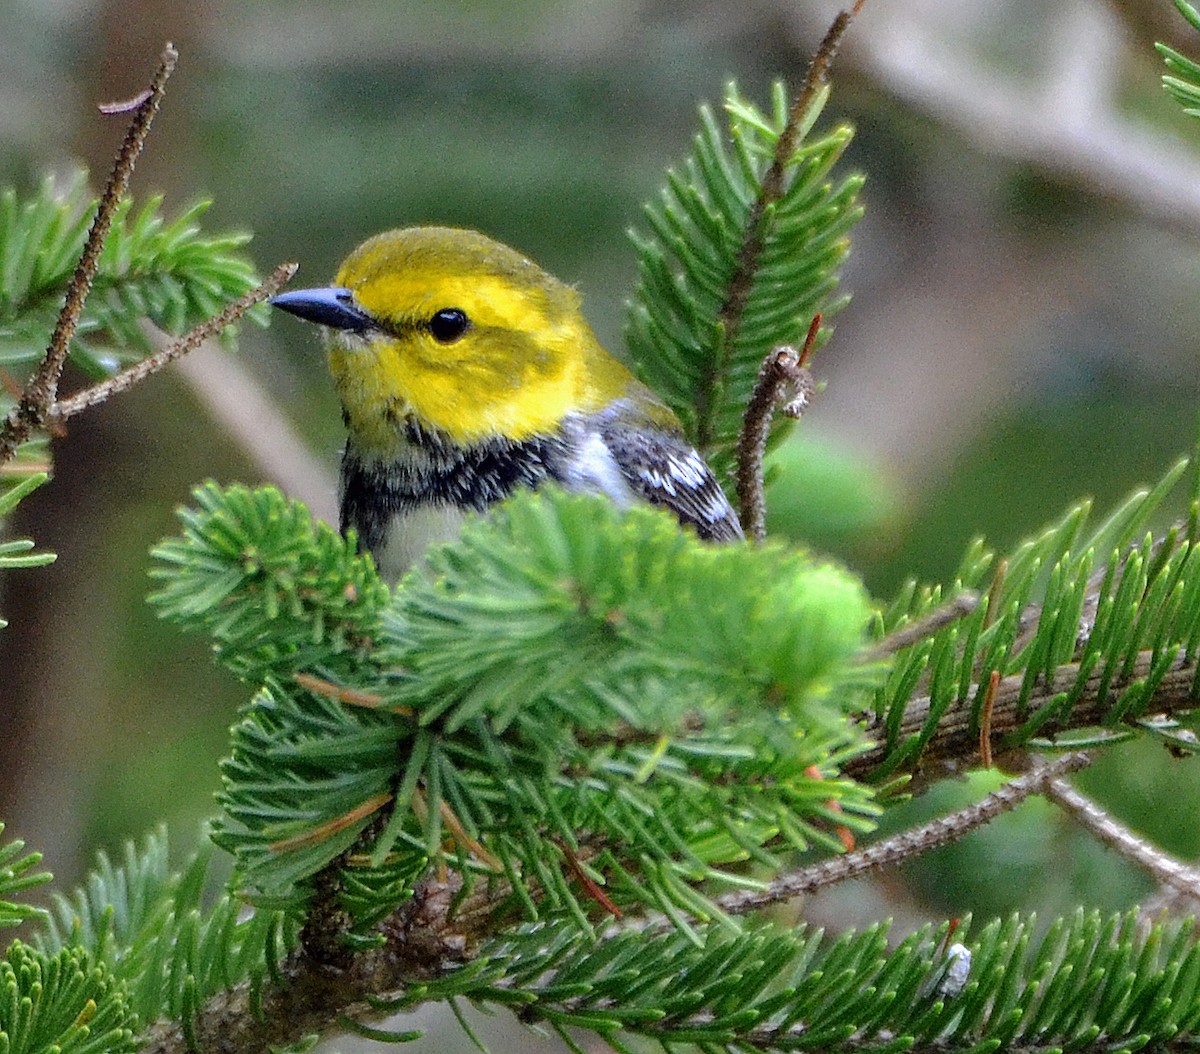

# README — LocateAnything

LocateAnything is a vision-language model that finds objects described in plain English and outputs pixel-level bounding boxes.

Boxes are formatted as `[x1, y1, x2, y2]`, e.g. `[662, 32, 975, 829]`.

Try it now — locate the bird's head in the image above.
[272, 226, 633, 453]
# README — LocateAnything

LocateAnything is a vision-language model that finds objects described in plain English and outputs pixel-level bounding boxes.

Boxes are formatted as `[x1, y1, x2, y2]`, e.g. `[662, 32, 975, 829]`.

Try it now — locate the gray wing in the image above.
[593, 405, 744, 543]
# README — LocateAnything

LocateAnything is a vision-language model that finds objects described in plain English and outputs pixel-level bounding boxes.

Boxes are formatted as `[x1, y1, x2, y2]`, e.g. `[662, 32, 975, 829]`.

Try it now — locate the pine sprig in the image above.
[66, 873, 1200, 1052]
[362, 909, 1200, 1054]
[626, 80, 863, 477]
[863, 457, 1200, 780]
[152, 483, 875, 926]
[0, 826, 51, 928]
[0, 173, 265, 382]
[36, 829, 297, 1030]
[0, 941, 139, 1054]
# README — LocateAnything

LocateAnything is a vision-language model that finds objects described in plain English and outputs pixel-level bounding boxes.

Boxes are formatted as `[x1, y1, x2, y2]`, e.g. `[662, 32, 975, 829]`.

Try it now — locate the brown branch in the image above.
[713, 751, 1090, 918]
[140, 871, 501, 1054]
[697, 2, 863, 450]
[734, 322, 818, 540]
[844, 650, 1200, 783]
[48, 262, 297, 423]
[0, 43, 177, 464]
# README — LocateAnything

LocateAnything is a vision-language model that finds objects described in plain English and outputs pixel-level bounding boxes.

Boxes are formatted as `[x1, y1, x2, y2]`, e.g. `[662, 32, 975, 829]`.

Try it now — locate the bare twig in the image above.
[717, 3, 861, 340]
[714, 752, 1091, 917]
[697, 1, 863, 449]
[97, 89, 154, 115]
[734, 317, 819, 540]
[49, 262, 297, 422]
[1045, 776, 1200, 899]
[0, 43, 177, 464]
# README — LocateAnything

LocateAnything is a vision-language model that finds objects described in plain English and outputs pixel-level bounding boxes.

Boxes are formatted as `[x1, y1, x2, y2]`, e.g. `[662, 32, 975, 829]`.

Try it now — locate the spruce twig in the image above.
[0, 43, 177, 464]
[845, 650, 1200, 782]
[698, 0, 864, 449]
[49, 262, 297, 423]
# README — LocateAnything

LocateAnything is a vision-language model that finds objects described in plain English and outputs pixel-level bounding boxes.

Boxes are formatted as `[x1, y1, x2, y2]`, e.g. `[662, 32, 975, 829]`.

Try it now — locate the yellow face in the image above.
[324, 227, 633, 453]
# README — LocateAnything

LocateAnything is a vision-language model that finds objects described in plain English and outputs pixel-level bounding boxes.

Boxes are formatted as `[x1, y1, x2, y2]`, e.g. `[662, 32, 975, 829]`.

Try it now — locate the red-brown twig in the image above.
[562, 843, 623, 918]
[269, 793, 393, 853]
[292, 671, 415, 716]
[979, 669, 1000, 768]
[734, 317, 820, 541]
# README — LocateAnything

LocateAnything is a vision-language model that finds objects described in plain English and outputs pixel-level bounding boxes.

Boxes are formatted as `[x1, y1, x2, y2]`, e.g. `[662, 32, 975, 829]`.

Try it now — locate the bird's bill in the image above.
[270, 287, 373, 333]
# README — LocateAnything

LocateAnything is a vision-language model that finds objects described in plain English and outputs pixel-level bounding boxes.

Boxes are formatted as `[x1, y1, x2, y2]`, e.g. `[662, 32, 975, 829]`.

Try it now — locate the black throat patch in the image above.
[339, 420, 569, 553]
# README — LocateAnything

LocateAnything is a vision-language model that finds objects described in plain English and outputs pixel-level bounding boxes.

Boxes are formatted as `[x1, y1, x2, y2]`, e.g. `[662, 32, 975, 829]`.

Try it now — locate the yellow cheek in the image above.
[327, 338, 410, 454]
[400, 341, 580, 442]
[324, 297, 614, 449]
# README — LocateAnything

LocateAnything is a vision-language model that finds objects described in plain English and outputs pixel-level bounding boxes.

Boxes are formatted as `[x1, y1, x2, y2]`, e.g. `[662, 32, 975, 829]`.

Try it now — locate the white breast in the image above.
[373, 504, 468, 583]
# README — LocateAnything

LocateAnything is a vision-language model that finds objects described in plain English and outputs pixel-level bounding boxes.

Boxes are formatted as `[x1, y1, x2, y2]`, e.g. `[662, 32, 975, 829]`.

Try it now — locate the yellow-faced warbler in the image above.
[272, 226, 743, 580]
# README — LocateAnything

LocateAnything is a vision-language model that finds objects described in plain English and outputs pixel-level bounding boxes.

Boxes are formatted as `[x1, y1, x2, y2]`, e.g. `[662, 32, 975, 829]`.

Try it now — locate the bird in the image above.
[271, 226, 743, 581]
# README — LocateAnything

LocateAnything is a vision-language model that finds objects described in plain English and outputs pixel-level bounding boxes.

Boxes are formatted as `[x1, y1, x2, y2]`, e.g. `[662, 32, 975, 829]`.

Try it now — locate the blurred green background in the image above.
[2, 0, 1200, 999]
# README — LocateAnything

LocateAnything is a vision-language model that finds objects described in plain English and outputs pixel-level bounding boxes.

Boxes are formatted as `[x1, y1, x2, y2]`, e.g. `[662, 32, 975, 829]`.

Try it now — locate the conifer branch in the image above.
[702, 1, 864, 449]
[0, 43, 176, 463]
[626, 18, 863, 467]
[846, 649, 1200, 782]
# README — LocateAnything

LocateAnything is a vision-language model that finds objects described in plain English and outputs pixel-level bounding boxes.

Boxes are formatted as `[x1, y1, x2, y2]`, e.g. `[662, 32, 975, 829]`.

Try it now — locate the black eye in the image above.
[428, 308, 470, 343]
